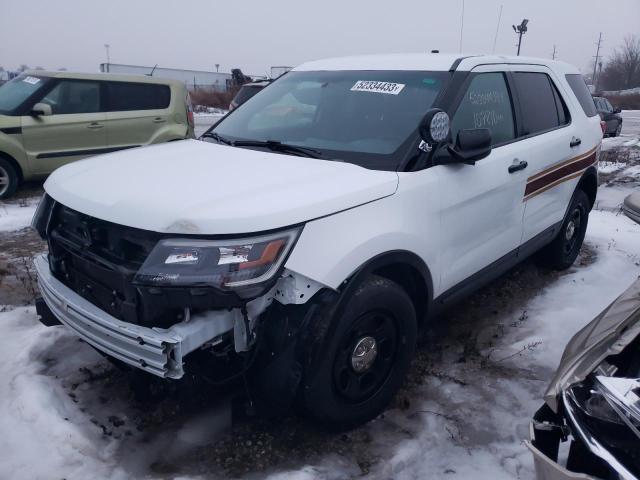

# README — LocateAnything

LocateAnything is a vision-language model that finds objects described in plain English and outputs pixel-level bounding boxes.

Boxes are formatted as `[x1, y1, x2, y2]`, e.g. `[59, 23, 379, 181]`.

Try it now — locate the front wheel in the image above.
[300, 275, 417, 429]
[538, 189, 590, 270]
[0, 158, 19, 200]
[613, 121, 622, 137]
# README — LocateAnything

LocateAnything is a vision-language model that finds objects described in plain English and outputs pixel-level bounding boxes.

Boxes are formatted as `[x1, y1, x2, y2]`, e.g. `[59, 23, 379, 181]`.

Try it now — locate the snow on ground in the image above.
[602, 110, 640, 151]
[2, 205, 640, 479]
[0, 197, 39, 232]
[194, 111, 227, 137]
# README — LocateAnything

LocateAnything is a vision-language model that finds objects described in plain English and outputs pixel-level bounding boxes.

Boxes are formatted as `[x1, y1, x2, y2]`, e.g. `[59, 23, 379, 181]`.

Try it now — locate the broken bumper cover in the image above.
[34, 254, 235, 379]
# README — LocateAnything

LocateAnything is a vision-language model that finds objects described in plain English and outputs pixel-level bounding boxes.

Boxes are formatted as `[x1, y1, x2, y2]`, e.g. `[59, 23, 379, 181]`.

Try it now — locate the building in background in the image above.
[99, 63, 233, 91]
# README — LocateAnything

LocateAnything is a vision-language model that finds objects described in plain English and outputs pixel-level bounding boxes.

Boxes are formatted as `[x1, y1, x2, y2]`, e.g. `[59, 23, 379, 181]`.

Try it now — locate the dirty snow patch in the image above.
[0, 198, 39, 232]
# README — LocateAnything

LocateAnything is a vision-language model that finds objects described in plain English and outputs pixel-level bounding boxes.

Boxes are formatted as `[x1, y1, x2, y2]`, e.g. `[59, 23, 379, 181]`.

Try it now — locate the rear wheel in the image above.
[300, 275, 417, 429]
[613, 121, 622, 137]
[0, 158, 19, 200]
[538, 190, 590, 270]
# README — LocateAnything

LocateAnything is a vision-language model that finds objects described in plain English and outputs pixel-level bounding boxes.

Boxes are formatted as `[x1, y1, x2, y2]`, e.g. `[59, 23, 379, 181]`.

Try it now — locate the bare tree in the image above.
[600, 35, 640, 91]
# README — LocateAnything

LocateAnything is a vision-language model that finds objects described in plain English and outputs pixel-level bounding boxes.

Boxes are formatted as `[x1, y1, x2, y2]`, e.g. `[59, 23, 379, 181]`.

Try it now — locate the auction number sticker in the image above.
[22, 76, 41, 85]
[351, 80, 405, 95]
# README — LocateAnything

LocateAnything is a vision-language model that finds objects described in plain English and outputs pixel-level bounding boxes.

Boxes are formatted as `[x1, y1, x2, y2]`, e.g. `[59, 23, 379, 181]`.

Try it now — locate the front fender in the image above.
[284, 179, 440, 295]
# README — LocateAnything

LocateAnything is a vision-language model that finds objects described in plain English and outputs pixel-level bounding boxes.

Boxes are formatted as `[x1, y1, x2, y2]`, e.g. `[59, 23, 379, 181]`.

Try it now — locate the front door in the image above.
[22, 79, 107, 175]
[437, 67, 528, 293]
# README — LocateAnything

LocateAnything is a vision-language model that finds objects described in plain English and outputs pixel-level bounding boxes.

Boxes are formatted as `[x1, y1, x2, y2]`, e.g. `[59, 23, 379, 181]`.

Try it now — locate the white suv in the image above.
[33, 54, 602, 428]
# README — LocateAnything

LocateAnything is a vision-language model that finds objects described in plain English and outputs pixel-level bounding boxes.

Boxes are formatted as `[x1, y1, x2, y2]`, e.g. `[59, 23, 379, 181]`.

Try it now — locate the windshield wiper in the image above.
[231, 140, 324, 159]
[200, 131, 233, 145]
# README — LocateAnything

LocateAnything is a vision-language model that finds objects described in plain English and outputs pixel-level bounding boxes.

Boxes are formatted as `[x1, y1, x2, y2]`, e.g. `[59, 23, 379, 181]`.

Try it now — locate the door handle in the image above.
[508, 159, 528, 174]
[570, 137, 582, 148]
[152, 117, 166, 123]
[87, 122, 104, 129]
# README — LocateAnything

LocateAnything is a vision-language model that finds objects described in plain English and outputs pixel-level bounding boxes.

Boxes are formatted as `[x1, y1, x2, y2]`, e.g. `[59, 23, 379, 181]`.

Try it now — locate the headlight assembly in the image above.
[133, 227, 301, 291]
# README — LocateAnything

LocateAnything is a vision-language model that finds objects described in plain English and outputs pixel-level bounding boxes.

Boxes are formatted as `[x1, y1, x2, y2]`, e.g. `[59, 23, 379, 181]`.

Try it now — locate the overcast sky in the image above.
[1, 0, 638, 76]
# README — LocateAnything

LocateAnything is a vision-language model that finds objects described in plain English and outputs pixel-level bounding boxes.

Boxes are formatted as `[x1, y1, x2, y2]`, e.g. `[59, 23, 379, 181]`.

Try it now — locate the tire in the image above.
[613, 121, 622, 137]
[538, 189, 590, 270]
[300, 274, 417, 429]
[0, 157, 19, 200]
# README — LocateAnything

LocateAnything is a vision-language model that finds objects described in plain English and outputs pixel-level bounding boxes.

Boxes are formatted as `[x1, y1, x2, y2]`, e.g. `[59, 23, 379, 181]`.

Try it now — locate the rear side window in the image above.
[107, 82, 171, 111]
[233, 86, 262, 106]
[513, 72, 567, 135]
[451, 72, 516, 146]
[565, 74, 597, 117]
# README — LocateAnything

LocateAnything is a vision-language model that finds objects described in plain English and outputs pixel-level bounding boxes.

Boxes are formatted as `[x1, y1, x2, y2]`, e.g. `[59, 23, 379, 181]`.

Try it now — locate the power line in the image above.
[459, 0, 465, 53]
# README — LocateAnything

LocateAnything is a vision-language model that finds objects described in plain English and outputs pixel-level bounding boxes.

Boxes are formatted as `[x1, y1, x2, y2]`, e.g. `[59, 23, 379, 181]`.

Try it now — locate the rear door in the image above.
[21, 79, 107, 175]
[510, 67, 587, 245]
[104, 81, 172, 149]
[438, 66, 528, 293]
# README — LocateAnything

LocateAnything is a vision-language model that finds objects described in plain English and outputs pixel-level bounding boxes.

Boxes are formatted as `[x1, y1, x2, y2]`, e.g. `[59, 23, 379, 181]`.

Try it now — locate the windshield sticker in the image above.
[351, 81, 405, 95]
[22, 76, 41, 85]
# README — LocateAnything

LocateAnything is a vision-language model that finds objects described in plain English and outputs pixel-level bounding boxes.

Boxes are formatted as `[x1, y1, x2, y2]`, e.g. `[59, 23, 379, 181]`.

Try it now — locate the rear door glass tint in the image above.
[107, 82, 170, 111]
[513, 72, 563, 135]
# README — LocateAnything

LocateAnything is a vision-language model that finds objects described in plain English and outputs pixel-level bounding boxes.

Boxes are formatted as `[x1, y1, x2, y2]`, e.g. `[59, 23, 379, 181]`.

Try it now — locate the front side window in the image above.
[513, 72, 564, 135]
[451, 72, 516, 146]
[0, 75, 50, 114]
[107, 82, 171, 111]
[210, 70, 449, 170]
[40, 80, 101, 114]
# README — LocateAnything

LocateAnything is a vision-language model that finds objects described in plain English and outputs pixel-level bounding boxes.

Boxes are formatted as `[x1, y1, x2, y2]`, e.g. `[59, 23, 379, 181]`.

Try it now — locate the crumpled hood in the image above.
[544, 277, 640, 412]
[44, 140, 398, 234]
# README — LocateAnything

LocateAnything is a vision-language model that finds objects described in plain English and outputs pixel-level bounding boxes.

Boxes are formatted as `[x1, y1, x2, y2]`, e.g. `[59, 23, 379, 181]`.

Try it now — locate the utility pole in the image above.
[512, 19, 529, 56]
[596, 61, 603, 92]
[104, 44, 110, 72]
[552, 45, 557, 60]
[592, 32, 603, 86]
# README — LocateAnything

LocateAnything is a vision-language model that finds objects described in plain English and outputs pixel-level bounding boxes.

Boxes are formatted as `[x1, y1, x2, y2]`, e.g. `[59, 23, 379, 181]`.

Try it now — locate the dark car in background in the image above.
[228, 79, 272, 111]
[594, 96, 623, 137]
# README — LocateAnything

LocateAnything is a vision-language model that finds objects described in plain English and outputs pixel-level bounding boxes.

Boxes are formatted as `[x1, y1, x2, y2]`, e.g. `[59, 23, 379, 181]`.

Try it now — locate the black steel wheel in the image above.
[538, 189, 590, 270]
[300, 275, 417, 429]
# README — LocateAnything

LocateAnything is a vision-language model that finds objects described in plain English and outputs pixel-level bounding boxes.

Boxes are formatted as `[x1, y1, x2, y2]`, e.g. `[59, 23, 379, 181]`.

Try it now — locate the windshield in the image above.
[0, 75, 49, 115]
[210, 70, 449, 170]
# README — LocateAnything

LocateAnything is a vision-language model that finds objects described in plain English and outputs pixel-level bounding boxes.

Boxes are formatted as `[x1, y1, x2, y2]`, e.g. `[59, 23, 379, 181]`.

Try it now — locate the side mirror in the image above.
[30, 103, 52, 117]
[419, 108, 450, 145]
[613, 107, 621, 114]
[445, 128, 492, 165]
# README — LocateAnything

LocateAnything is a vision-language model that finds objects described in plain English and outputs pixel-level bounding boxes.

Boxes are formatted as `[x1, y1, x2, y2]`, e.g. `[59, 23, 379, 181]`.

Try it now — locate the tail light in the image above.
[600, 121, 606, 136]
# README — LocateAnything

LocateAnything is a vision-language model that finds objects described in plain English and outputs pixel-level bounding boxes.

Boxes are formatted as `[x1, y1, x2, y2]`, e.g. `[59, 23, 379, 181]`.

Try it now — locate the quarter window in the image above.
[565, 74, 598, 117]
[40, 80, 101, 114]
[451, 72, 516, 146]
[513, 72, 567, 135]
[106, 82, 170, 111]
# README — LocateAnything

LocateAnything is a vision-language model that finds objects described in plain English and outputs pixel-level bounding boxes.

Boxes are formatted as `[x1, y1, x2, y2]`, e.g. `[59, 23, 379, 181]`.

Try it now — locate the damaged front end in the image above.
[528, 279, 640, 480]
[32, 195, 326, 386]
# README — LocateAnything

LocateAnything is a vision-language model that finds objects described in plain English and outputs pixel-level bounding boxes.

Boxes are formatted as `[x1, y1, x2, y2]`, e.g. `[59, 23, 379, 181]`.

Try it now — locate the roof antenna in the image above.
[147, 64, 158, 76]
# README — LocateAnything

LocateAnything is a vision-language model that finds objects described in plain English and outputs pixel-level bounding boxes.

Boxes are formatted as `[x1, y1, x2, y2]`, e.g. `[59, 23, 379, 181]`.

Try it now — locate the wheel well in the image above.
[577, 167, 597, 210]
[0, 151, 24, 183]
[372, 263, 429, 327]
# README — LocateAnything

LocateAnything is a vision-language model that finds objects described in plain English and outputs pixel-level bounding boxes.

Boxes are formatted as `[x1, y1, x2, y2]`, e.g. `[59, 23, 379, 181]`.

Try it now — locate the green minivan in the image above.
[0, 71, 195, 199]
